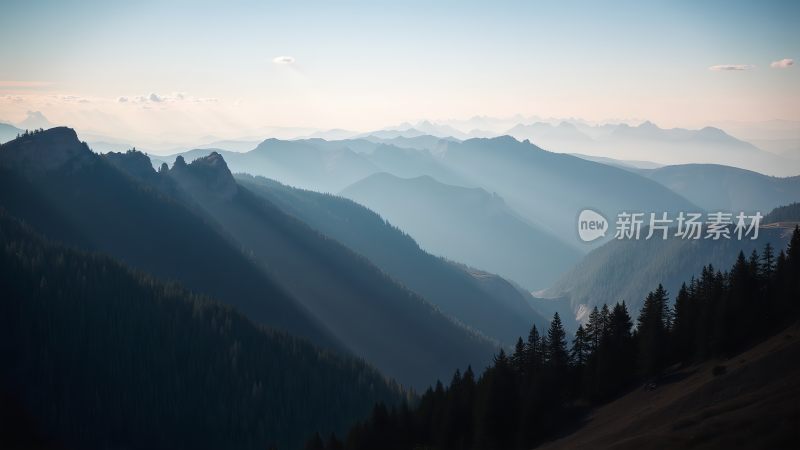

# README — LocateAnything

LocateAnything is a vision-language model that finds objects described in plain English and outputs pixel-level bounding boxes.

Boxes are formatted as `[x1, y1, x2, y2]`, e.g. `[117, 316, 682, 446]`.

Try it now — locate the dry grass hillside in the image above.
[538, 322, 800, 449]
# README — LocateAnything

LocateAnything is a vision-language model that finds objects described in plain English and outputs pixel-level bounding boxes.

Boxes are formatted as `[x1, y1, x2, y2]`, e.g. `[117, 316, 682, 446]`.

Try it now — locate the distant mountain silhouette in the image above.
[637, 164, 800, 213]
[0, 128, 337, 352]
[160, 152, 496, 388]
[0, 122, 23, 143]
[508, 121, 798, 176]
[341, 172, 581, 291]
[506, 121, 593, 150]
[0, 211, 403, 450]
[237, 173, 550, 345]
[361, 134, 457, 154]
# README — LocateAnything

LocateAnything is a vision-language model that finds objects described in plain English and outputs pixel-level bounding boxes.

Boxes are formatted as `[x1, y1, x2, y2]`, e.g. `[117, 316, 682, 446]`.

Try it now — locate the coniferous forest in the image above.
[0, 211, 404, 450]
[317, 231, 800, 450]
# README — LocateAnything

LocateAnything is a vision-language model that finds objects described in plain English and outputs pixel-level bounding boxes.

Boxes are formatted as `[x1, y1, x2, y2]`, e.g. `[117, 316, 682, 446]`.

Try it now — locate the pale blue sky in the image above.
[1, 0, 797, 141]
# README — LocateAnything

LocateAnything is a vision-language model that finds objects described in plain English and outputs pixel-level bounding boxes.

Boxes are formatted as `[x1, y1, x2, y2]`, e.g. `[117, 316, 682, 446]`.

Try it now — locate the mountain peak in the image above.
[0, 126, 95, 172]
[104, 149, 158, 182]
[170, 151, 237, 198]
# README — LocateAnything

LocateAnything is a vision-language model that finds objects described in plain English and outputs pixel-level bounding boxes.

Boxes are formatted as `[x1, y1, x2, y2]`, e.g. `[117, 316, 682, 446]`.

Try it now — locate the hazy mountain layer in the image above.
[506, 120, 799, 177]
[237, 173, 550, 345]
[546, 227, 791, 319]
[341, 172, 581, 291]
[637, 163, 800, 213]
[161, 153, 495, 388]
[438, 136, 698, 249]
[0, 128, 337, 351]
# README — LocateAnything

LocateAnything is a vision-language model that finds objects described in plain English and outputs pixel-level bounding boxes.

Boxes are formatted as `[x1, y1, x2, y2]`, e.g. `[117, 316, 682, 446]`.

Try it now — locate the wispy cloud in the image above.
[120, 92, 217, 105]
[54, 95, 90, 103]
[770, 58, 794, 69]
[273, 56, 295, 65]
[708, 64, 755, 71]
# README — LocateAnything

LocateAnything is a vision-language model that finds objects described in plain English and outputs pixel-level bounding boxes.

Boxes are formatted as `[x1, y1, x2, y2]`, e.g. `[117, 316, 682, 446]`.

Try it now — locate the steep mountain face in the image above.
[0, 213, 403, 450]
[637, 164, 800, 213]
[0, 128, 336, 351]
[439, 136, 698, 249]
[340, 172, 581, 291]
[545, 227, 791, 320]
[167, 154, 495, 389]
[105, 148, 167, 185]
[237, 174, 550, 345]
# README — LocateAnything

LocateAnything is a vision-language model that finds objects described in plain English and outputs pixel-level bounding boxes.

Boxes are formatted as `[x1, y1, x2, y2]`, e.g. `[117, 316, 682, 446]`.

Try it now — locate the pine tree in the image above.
[609, 301, 633, 343]
[511, 337, 526, 374]
[547, 313, 569, 372]
[525, 325, 543, 375]
[570, 324, 590, 367]
[761, 242, 775, 280]
[637, 284, 670, 377]
[586, 306, 602, 351]
[600, 304, 612, 343]
[671, 283, 693, 362]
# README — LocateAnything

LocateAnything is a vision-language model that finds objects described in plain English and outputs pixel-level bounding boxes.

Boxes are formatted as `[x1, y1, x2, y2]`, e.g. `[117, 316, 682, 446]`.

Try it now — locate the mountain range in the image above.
[0, 127, 496, 389]
[505, 120, 798, 177]
[237, 173, 550, 344]
[341, 172, 580, 291]
[636, 164, 800, 213]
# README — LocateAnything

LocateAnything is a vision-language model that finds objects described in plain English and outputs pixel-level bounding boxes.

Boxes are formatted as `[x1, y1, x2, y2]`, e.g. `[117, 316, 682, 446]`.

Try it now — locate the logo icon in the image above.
[578, 209, 608, 242]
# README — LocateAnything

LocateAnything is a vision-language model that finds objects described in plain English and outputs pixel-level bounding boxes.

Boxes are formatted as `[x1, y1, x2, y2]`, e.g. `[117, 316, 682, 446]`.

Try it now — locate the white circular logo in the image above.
[578, 209, 608, 242]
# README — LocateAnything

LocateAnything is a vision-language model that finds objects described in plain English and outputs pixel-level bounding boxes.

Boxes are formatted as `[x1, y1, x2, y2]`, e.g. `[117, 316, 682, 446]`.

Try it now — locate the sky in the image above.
[1, 0, 798, 147]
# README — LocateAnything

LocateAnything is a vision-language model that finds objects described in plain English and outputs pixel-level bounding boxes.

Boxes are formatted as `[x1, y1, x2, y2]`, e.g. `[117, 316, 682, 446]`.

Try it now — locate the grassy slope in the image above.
[538, 322, 800, 449]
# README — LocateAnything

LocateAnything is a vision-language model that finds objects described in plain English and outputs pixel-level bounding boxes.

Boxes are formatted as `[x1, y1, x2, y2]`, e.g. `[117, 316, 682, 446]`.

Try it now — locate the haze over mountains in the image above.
[2, 124, 799, 449]
[341, 172, 579, 291]
[150, 126, 799, 300]
[545, 226, 792, 319]
[6, 110, 796, 176]
[236, 174, 550, 344]
[1, 127, 509, 390]
[637, 164, 800, 213]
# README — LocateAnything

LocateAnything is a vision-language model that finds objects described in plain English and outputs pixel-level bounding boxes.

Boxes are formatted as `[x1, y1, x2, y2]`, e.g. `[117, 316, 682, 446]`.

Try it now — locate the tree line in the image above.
[309, 228, 800, 450]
